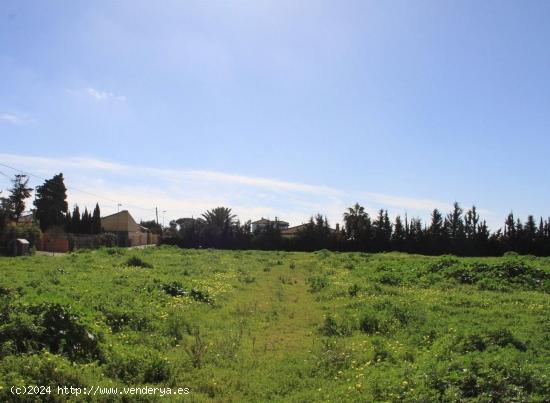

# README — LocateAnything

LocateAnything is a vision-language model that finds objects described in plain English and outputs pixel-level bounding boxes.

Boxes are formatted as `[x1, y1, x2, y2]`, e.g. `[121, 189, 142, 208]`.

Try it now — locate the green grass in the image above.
[0, 247, 549, 402]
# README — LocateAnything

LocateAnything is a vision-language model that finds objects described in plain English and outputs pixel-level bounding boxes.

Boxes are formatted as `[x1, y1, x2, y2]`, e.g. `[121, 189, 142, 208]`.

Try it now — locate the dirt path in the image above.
[249, 262, 322, 356]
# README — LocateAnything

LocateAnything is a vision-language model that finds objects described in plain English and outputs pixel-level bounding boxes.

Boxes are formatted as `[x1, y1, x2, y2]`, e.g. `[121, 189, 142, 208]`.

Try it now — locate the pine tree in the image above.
[445, 202, 465, 240]
[33, 173, 68, 231]
[8, 174, 33, 219]
[392, 215, 405, 250]
[504, 213, 515, 240]
[464, 206, 480, 239]
[428, 209, 445, 253]
[524, 215, 537, 252]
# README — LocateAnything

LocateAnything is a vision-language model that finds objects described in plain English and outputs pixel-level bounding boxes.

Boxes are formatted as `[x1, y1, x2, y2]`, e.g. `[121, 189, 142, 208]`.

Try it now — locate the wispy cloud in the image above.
[0, 113, 34, 126]
[363, 192, 453, 212]
[0, 153, 496, 228]
[66, 88, 126, 102]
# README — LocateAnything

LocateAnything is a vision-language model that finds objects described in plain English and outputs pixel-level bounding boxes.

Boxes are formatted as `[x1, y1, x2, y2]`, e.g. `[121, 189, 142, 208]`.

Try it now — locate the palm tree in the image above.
[202, 207, 236, 231]
[343, 203, 369, 241]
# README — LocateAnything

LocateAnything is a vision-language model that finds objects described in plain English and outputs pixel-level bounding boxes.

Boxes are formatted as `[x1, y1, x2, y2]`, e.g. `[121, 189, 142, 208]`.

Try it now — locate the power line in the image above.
[0, 161, 156, 213]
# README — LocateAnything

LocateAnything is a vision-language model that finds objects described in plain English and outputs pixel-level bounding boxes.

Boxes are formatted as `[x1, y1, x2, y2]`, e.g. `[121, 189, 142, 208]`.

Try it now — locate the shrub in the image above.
[307, 276, 329, 292]
[378, 272, 402, 286]
[315, 339, 352, 376]
[320, 315, 352, 337]
[102, 309, 150, 332]
[162, 282, 187, 297]
[456, 329, 527, 353]
[359, 309, 381, 334]
[429, 257, 459, 272]
[143, 356, 171, 383]
[185, 329, 207, 368]
[348, 283, 360, 297]
[190, 288, 213, 304]
[97, 233, 117, 247]
[104, 246, 125, 255]
[0, 303, 100, 362]
[126, 256, 153, 268]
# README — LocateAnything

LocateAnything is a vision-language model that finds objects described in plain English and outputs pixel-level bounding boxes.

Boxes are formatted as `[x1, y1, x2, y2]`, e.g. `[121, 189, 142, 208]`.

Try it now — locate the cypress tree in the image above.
[71, 205, 81, 234]
[33, 173, 68, 231]
[81, 208, 91, 234]
[92, 203, 101, 234]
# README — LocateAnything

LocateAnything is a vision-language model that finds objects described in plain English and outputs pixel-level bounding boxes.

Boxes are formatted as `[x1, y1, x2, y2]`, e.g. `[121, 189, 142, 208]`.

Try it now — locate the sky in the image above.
[1, 0, 549, 230]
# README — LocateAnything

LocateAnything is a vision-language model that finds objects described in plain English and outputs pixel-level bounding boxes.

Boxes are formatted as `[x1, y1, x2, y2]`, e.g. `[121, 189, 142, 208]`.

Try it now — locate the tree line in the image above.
[0, 173, 103, 253]
[1, 172, 550, 256]
[164, 204, 550, 256]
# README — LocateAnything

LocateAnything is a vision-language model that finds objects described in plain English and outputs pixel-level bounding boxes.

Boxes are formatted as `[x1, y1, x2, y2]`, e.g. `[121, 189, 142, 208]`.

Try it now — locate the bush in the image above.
[456, 329, 527, 353]
[320, 315, 352, 337]
[348, 283, 360, 297]
[315, 339, 352, 376]
[102, 309, 150, 332]
[190, 288, 214, 304]
[307, 276, 329, 292]
[143, 356, 171, 383]
[359, 301, 423, 335]
[0, 303, 100, 362]
[97, 233, 117, 247]
[359, 310, 381, 334]
[162, 281, 187, 297]
[126, 256, 153, 268]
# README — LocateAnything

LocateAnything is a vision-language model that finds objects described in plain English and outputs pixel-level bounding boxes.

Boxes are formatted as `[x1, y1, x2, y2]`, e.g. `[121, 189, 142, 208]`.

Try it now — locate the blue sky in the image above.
[1, 0, 549, 229]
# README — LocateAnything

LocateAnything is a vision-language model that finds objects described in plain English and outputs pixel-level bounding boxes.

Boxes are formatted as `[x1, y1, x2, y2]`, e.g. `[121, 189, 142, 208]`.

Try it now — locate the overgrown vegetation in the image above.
[0, 247, 548, 401]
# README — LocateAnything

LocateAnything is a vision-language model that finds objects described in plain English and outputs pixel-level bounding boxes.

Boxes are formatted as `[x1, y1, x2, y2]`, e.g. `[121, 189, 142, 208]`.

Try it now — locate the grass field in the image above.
[0, 247, 549, 402]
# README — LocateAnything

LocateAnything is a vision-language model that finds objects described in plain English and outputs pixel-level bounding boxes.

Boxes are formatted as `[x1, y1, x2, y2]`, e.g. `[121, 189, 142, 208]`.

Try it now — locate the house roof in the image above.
[101, 210, 131, 220]
[251, 218, 289, 225]
[280, 223, 308, 235]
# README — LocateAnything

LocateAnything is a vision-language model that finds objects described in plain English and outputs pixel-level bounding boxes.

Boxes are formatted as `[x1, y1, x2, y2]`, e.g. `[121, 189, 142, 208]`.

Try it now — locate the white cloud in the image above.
[0, 153, 497, 229]
[0, 113, 34, 126]
[66, 88, 126, 102]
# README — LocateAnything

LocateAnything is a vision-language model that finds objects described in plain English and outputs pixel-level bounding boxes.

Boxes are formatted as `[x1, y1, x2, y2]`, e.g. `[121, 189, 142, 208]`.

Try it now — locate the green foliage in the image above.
[33, 173, 68, 231]
[307, 275, 329, 292]
[0, 249, 548, 401]
[161, 281, 186, 296]
[97, 232, 118, 247]
[125, 256, 153, 268]
[0, 303, 100, 362]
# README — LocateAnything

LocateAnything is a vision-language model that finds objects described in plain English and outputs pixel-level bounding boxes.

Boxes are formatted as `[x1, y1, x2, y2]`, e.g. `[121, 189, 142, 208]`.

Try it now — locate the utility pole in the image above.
[155, 207, 159, 225]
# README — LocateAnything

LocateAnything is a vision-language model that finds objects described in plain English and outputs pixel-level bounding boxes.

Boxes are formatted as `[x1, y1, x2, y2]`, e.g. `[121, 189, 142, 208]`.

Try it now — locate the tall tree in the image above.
[0, 193, 13, 232]
[343, 203, 371, 245]
[33, 173, 68, 231]
[92, 203, 101, 234]
[202, 207, 236, 230]
[445, 202, 465, 240]
[81, 207, 91, 234]
[71, 205, 81, 233]
[524, 215, 537, 252]
[428, 209, 445, 253]
[8, 174, 32, 219]
[464, 206, 480, 239]
[392, 215, 405, 250]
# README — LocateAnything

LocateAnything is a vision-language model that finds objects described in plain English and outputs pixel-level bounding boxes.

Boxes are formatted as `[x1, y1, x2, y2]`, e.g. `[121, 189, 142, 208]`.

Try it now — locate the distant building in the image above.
[101, 210, 159, 246]
[251, 218, 289, 233]
[280, 223, 308, 238]
[17, 212, 34, 225]
[281, 222, 340, 238]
